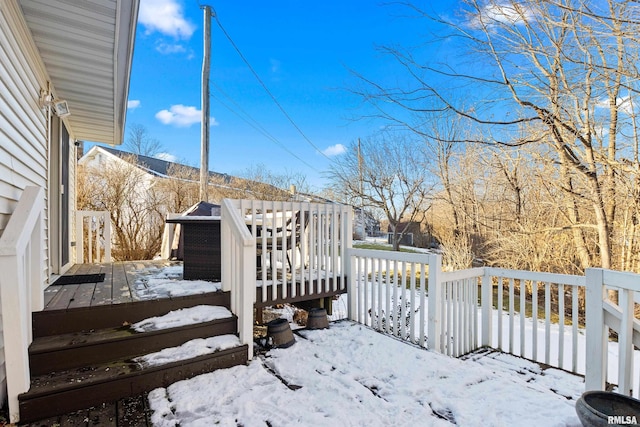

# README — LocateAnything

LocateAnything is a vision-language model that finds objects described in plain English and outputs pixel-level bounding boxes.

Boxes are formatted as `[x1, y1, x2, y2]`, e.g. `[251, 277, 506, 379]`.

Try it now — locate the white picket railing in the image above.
[0, 186, 45, 422]
[483, 268, 586, 372]
[220, 199, 256, 360]
[438, 267, 484, 357]
[347, 248, 431, 346]
[226, 199, 352, 304]
[76, 210, 111, 263]
[585, 268, 640, 398]
[348, 250, 597, 369]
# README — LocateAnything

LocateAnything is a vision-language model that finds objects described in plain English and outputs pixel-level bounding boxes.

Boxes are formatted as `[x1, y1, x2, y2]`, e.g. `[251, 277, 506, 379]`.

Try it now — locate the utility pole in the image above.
[200, 5, 213, 202]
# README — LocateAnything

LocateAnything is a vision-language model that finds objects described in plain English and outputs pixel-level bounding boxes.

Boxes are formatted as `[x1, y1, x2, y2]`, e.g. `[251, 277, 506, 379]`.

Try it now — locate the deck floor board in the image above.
[42, 260, 181, 311]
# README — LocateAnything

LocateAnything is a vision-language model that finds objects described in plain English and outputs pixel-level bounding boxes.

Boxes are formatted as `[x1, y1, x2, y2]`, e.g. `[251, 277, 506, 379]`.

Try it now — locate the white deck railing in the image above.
[226, 199, 352, 304]
[483, 268, 586, 372]
[585, 268, 640, 398]
[347, 249, 640, 398]
[76, 210, 111, 263]
[220, 199, 257, 359]
[0, 186, 45, 422]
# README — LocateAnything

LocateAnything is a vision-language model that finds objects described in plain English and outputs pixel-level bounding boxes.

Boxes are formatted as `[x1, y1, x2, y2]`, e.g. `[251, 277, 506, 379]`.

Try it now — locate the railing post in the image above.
[0, 186, 45, 422]
[617, 287, 634, 396]
[102, 212, 111, 262]
[346, 248, 357, 321]
[240, 239, 256, 360]
[75, 211, 84, 264]
[161, 213, 180, 259]
[481, 267, 493, 347]
[585, 268, 607, 391]
[220, 206, 231, 293]
[428, 254, 442, 352]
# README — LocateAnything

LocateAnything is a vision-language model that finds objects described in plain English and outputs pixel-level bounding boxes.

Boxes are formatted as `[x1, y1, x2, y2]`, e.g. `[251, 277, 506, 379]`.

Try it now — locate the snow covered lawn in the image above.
[148, 321, 582, 426]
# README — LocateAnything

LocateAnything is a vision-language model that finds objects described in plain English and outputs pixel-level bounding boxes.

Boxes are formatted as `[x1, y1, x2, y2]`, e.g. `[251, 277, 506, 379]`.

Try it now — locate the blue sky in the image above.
[116, 0, 451, 190]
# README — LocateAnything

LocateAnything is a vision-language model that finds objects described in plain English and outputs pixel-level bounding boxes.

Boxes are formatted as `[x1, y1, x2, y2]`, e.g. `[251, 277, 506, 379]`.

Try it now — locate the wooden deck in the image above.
[44, 260, 182, 310]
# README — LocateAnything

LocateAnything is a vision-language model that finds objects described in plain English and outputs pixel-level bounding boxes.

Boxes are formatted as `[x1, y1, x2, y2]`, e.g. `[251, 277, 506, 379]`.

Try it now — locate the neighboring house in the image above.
[0, 0, 138, 419]
[80, 145, 290, 205]
[353, 207, 381, 239]
[82, 145, 234, 182]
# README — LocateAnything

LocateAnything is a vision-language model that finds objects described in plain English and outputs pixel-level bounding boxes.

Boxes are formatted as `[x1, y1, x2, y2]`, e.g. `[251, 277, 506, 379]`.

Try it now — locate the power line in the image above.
[211, 82, 319, 171]
[213, 14, 334, 162]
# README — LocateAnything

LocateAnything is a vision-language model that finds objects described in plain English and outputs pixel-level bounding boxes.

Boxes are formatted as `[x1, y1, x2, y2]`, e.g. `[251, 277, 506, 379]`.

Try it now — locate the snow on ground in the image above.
[148, 321, 582, 427]
[131, 265, 221, 299]
[131, 305, 233, 332]
[134, 335, 241, 368]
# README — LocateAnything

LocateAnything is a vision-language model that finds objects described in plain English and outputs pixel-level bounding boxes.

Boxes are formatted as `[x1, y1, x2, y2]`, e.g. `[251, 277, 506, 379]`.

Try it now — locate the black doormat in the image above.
[53, 273, 106, 285]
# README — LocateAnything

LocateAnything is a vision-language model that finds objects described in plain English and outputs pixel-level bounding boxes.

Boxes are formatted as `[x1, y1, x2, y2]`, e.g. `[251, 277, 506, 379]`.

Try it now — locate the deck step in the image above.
[19, 343, 248, 423]
[29, 315, 238, 375]
[32, 291, 231, 337]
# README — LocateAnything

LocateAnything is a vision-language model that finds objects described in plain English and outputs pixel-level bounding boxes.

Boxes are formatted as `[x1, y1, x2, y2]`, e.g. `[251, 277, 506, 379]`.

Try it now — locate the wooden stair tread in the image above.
[25, 338, 243, 397]
[33, 290, 231, 337]
[19, 344, 249, 423]
[30, 309, 235, 354]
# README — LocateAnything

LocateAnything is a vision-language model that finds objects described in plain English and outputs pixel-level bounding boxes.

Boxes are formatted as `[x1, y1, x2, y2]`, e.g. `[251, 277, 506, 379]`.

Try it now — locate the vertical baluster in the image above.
[377, 258, 384, 332]
[290, 202, 297, 299]
[558, 283, 565, 369]
[572, 285, 579, 373]
[385, 258, 392, 335]
[545, 281, 551, 365]
[409, 262, 416, 342]
[419, 262, 426, 347]
[520, 279, 526, 357]
[443, 282, 455, 356]
[370, 256, 378, 330]
[280, 201, 288, 300]
[392, 259, 399, 337]
[356, 256, 363, 324]
[300, 203, 308, 297]
[509, 278, 515, 355]
[452, 280, 459, 356]
[88, 216, 94, 263]
[332, 204, 339, 290]
[400, 261, 407, 340]
[532, 280, 538, 362]
[363, 254, 369, 327]
[498, 277, 503, 351]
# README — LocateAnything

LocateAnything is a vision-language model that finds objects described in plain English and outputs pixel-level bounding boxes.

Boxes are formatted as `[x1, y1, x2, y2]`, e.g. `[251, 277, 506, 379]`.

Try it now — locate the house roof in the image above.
[19, 0, 139, 145]
[94, 146, 232, 182]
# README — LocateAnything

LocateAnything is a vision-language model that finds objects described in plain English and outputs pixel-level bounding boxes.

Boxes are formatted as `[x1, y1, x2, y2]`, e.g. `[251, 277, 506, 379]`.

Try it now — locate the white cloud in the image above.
[156, 104, 201, 127]
[155, 41, 186, 55]
[322, 143, 347, 157]
[127, 100, 141, 109]
[597, 95, 637, 116]
[155, 104, 219, 127]
[469, 2, 534, 28]
[155, 152, 178, 162]
[270, 58, 281, 73]
[139, 0, 195, 39]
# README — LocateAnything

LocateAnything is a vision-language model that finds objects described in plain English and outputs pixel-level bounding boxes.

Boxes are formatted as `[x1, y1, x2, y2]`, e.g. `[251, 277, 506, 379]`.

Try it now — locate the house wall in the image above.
[0, 0, 55, 407]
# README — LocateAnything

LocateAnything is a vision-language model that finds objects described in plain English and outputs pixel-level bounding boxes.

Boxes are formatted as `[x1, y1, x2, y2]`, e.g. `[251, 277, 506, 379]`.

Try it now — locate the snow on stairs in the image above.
[19, 291, 248, 423]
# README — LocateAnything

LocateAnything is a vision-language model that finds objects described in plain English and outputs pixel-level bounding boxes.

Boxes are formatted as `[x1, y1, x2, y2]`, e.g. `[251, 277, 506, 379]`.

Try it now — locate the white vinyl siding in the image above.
[0, 0, 50, 406]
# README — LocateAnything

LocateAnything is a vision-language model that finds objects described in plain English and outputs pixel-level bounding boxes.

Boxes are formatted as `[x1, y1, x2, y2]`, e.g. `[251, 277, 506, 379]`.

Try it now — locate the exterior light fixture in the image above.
[53, 100, 70, 118]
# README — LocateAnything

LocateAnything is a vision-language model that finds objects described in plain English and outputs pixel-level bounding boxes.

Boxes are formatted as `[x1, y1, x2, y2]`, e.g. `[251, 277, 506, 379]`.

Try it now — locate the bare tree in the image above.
[126, 123, 163, 157]
[78, 155, 165, 260]
[329, 133, 433, 250]
[354, 0, 640, 269]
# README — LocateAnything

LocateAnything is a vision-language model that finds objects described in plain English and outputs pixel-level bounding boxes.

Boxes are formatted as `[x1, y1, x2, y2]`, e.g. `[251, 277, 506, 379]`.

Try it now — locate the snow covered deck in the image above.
[43, 260, 342, 311]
